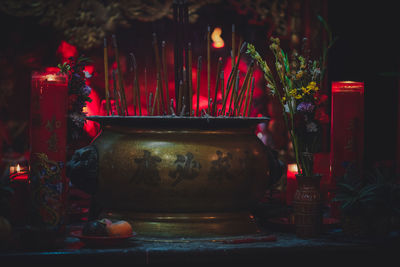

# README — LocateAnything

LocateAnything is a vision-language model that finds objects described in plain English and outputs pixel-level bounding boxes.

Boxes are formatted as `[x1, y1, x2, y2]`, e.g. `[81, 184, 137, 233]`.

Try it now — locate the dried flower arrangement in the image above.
[246, 16, 335, 176]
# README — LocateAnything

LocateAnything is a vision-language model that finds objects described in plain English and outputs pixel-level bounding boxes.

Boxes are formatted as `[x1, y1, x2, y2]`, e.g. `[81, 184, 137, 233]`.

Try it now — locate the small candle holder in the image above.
[9, 162, 29, 182]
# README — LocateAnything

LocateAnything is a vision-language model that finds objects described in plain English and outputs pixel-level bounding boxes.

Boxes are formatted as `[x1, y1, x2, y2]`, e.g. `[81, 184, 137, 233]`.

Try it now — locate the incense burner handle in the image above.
[265, 146, 284, 187]
[66, 145, 99, 195]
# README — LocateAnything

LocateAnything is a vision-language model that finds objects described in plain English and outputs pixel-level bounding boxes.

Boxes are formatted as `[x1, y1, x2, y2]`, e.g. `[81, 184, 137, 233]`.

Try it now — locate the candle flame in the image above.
[211, 27, 224, 49]
[46, 74, 57, 81]
[287, 163, 298, 173]
[286, 163, 298, 180]
[16, 164, 21, 173]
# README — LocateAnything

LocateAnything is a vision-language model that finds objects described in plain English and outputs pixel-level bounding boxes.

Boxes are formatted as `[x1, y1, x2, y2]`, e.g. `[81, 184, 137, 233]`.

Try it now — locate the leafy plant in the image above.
[334, 164, 400, 220]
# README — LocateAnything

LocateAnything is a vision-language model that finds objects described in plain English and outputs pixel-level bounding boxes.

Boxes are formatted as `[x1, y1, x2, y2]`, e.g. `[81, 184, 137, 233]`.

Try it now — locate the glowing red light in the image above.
[45, 67, 60, 73]
[83, 88, 100, 138]
[84, 65, 95, 76]
[57, 41, 78, 62]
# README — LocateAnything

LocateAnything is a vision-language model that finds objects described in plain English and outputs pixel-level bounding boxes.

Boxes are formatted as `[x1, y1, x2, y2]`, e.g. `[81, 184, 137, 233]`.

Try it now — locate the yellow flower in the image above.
[305, 81, 319, 92]
[282, 96, 286, 102]
[270, 37, 280, 45]
[301, 86, 311, 94]
[289, 89, 297, 96]
[295, 94, 303, 99]
[296, 71, 304, 79]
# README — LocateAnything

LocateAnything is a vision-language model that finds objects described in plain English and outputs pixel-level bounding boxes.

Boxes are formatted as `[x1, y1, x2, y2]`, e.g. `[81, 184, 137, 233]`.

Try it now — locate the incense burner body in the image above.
[68, 116, 281, 237]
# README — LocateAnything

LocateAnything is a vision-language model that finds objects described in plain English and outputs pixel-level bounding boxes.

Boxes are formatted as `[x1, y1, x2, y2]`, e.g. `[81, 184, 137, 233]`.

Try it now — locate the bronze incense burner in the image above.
[67, 116, 281, 238]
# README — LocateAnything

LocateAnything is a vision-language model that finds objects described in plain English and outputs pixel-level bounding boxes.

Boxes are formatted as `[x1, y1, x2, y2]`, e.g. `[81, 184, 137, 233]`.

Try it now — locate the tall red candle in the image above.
[330, 81, 364, 181]
[29, 68, 68, 231]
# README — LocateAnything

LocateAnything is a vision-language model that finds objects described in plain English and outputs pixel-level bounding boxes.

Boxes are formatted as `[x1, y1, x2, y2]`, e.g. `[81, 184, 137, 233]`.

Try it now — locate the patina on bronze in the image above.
[68, 116, 281, 238]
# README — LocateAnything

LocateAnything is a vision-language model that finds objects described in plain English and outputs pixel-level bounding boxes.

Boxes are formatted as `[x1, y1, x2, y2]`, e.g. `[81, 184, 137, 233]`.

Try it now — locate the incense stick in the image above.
[234, 61, 254, 116]
[130, 53, 142, 116]
[180, 96, 186, 116]
[151, 76, 161, 116]
[148, 92, 153, 116]
[246, 76, 255, 117]
[182, 66, 186, 115]
[243, 74, 253, 117]
[232, 24, 235, 67]
[183, 1, 190, 115]
[170, 99, 176, 115]
[196, 56, 202, 116]
[229, 71, 240, 115]
[237, 36, 243, 63]
[173, 0, 179, 102]
[112, 34, 128, 115]
[188, 42, 193, 116]
[161, 41, 170, 115]
[221, 42, 247, 114]
[144, 67, 148, 115]
[212, 57, 223, 115]
[103, 38, 110, 115]
[207, 25, 211, 113]
[176, 1, 184, 102]
[220, 70, 225, 104]
[112, 69, 121, 116]
[152, 33, 165, 114]
[129, 53, 137, 115]
[177, 80, 183, 113]
[237, 67, 253, 116]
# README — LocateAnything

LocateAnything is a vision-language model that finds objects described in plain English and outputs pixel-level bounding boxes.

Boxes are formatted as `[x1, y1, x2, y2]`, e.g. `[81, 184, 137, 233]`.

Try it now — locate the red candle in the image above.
[330, 81, 364, 180]
[330, 81, 364, 217]
[286, 163, 298, 205]
[30, 68, 68, 231]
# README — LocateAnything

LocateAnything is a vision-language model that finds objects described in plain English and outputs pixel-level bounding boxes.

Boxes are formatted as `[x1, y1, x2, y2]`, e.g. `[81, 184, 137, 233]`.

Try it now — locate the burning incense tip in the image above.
[240, 42, 247, 53]
[112, 34, 118, 47]
[129, 53, 137, 71]
[152, 33, 158, 44]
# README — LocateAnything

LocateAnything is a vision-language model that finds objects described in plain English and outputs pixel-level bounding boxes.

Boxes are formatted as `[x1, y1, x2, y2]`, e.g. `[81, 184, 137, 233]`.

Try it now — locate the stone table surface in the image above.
[1, 227, 399, 265]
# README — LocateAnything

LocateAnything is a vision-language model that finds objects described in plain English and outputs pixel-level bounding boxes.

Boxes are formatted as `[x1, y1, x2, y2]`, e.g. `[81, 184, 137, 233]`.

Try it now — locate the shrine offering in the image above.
[29, 68, 68, 232]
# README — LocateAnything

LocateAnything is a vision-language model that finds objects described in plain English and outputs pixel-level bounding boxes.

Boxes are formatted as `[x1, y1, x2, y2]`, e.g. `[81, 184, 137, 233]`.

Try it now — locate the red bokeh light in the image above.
[57, 41, 78, 62]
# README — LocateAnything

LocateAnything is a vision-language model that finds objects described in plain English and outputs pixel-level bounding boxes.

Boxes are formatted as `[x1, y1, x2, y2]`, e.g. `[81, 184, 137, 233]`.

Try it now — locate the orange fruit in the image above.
[107, 220, 133, 236]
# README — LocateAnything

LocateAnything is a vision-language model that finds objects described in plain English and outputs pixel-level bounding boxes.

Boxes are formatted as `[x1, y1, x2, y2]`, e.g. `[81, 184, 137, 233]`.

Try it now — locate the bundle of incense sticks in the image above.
[103, 12, 257, 117]
[173, 0, 191, 116]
